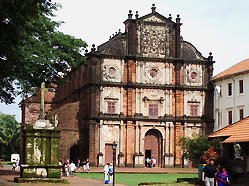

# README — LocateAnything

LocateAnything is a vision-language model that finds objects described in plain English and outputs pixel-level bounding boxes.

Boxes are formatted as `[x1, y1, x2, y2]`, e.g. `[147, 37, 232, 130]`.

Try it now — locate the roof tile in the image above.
[208, 116, 249, 143]
[213, 58, 249, 81]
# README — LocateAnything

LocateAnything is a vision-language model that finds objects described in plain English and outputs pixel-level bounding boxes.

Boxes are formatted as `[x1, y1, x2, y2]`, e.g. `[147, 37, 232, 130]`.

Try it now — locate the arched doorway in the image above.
[70, 144, 79, 163]
[144, 129, 163, 167]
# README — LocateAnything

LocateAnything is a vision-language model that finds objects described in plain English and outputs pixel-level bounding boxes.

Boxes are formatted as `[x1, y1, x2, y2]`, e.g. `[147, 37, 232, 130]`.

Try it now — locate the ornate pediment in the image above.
[143, 15, 166, 23]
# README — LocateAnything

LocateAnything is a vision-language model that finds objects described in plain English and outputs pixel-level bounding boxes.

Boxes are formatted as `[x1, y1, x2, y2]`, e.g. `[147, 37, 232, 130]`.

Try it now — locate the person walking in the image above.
[69, 161, 76, 176]
[77, 158, 81, 172]
[64, 159, 70, 177]
[216, 167, 230, 186]
[108, 163, 114, 183]
[85, 158, 90, 173]
[202, 159, 217, 186]
[145, 157, 150, 167]
[103, 163, 110, 184]
[15, 159, 19, 171]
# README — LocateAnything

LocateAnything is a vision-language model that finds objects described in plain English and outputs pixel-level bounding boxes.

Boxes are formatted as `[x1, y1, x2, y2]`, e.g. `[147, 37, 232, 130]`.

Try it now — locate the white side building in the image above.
[213, 58, 249, 131]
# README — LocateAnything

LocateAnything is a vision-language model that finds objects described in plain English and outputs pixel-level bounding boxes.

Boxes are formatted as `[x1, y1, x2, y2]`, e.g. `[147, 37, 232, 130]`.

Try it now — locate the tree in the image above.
[0, 113, 20, 159]
[0, 0, 87, 104]
[181, 135, 220, 164]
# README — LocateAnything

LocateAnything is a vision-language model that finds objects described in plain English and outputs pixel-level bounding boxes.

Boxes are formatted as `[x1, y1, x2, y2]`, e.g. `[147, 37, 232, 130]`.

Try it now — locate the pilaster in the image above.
[169, 123, 174, 166]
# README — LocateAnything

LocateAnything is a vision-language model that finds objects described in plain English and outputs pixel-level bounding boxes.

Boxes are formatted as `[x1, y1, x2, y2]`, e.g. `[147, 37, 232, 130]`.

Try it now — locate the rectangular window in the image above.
[228, 111, 232, 124]
[228, 83, 232, 96]
[107, 102, 116, 114]
[239, 109, 244, 120]
[239, 80, 243, 93]
[218, 112, 221, 127]
[149, 104, 158, 117]
[190, 105, 199, 116]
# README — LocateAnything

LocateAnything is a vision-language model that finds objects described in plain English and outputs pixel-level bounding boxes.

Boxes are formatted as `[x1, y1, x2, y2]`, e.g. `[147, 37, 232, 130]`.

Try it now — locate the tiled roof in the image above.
[213, 58, 249, 81]
[208, 116, 249, 143]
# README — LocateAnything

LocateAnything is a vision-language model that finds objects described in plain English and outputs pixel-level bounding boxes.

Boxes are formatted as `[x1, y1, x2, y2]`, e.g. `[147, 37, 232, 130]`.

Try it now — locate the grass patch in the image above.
[77, 172, 197, 186]
[1, 161, 12, 165]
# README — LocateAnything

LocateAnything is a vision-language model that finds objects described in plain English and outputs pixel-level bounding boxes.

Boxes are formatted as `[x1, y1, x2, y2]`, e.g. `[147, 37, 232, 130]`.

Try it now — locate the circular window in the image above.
[150, 68, 158, 78]
[190, 71, 198, 80]
[108, 67, 116, 77]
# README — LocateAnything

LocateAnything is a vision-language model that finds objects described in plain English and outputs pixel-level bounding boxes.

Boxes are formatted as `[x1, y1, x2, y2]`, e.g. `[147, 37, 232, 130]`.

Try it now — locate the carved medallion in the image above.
[144, 64, 162, 84]
[103, 65, 119, 81]
[185, 65, 202, 84]
[188, 70, 199, 83]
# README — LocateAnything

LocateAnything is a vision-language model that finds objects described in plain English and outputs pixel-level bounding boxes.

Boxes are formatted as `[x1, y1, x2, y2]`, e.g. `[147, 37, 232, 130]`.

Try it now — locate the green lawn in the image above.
[77, 172, 197, 186]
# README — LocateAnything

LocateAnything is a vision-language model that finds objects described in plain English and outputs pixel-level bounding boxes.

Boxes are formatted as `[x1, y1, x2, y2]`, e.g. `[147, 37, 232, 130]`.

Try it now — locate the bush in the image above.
[181, 135, 221, 164]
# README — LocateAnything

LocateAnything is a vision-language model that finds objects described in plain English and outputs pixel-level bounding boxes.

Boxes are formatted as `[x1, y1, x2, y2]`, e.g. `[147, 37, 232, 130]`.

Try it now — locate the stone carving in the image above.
[34, 119, 54, 129]
[144, 63, 164, 84]
[102, 59, 121, 82]
[103, 65, 118, 81]
[143, 15, 165, 23]
[54, 114, 59, 127]
[185, 64, 202, 85]
[141, 25, 167, 57]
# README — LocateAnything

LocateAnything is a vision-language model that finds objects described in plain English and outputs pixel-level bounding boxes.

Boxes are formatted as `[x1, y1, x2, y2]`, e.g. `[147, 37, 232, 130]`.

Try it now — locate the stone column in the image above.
[98, 120, 104, 166]
[99, 86, 103, 113]
[183, 122, 188, 167]
[120, 88, 123, 113]
[118, 120, 125, 166]
[164, 122, 170, 166]
[140, 62, 143, 83]
[175, 123, 183, 167]
[169, 123, 174, 166]
[133, 122, 144, 167]
[169, 90, 172, 115]
[135, 122, 139, 153]
[89, 121, 99, 166]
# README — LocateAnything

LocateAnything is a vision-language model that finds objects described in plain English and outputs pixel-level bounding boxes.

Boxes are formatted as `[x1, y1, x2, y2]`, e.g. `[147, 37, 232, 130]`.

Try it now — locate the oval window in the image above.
[191, 71, 198, 80]
[108, 67, 116, 77]
[150, 68, 158, 78]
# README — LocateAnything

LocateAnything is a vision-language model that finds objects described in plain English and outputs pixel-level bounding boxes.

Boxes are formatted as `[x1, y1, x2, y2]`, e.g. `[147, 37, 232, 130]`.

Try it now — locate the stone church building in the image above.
[22, 5, 214, 167]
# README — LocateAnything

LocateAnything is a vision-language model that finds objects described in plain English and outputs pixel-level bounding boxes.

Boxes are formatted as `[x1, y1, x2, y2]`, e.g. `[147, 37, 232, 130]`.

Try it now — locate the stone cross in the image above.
[39, 82, 55, 120]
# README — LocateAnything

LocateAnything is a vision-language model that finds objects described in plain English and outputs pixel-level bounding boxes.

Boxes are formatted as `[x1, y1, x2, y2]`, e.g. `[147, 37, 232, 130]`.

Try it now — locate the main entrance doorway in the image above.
[105, 144, 113, 164]
[144, 129, 163, 167]
[70, 144, 79, 163]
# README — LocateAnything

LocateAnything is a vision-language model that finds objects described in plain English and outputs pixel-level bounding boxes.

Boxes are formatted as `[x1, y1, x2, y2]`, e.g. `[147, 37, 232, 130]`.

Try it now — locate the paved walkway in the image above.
[0, 165, 197, 186]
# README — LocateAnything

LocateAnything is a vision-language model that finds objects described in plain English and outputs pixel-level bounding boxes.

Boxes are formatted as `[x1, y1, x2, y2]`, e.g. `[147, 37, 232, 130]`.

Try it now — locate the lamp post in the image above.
[112, 141, 117, 186]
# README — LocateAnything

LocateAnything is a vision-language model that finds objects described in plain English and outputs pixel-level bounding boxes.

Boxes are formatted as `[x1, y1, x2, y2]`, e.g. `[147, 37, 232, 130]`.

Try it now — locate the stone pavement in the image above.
[0, 165, 197, 186]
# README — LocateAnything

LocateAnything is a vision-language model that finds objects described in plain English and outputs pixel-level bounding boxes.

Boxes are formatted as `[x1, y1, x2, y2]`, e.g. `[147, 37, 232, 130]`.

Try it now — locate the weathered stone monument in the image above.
[15, 83, 64, 183]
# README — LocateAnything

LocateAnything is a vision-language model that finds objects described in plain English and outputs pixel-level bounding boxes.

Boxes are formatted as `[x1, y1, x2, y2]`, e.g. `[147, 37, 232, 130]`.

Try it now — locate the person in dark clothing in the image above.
[202, 159, 217, 186]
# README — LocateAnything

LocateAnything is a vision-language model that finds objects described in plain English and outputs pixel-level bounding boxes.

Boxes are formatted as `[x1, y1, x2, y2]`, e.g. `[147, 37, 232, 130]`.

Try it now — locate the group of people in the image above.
[145, 157, 156, 168]
[202, 159, 230, 186]
[77, 158, 90, 173]
[61, 159, 76, 177]
[103, 162, 114, 184]
[61, 158, 90, 177]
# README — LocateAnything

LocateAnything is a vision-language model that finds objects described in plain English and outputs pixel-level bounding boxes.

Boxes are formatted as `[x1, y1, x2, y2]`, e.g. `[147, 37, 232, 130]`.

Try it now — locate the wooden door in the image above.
[105, 144, 113, 164]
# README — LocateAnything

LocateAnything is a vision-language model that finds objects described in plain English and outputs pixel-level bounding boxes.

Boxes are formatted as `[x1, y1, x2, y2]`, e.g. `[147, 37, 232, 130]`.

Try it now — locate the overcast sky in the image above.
[1, 0, 249, 122]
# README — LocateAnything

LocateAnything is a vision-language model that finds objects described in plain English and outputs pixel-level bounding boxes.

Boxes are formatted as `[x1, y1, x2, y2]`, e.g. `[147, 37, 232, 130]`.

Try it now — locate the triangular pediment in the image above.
[143, 15, 165, 23]
[138, 12, 173, 24]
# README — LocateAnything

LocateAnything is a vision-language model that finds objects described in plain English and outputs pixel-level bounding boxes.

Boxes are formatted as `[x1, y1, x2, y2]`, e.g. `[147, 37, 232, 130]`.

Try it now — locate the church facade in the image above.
[22, 5, 214, 167]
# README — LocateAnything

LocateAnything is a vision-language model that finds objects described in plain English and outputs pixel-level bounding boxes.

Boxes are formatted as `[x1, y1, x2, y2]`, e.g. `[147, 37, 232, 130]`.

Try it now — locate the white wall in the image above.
[214, 74, 249, 131]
